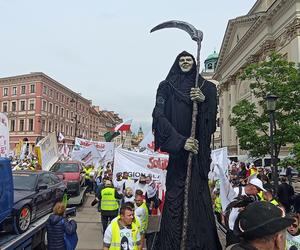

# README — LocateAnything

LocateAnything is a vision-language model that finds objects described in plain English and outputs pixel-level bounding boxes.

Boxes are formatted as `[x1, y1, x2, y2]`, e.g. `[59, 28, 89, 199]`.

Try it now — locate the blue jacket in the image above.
[46, 214, 77, 250]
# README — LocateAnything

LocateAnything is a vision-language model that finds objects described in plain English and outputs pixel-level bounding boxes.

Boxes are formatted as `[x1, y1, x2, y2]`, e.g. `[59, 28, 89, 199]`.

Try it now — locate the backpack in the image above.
[61, 219, 78, 250]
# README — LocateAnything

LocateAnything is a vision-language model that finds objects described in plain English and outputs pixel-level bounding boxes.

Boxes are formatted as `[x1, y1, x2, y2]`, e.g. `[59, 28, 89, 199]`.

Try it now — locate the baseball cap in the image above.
[249, 178, 266, 192]
[234, 201, 293, 240]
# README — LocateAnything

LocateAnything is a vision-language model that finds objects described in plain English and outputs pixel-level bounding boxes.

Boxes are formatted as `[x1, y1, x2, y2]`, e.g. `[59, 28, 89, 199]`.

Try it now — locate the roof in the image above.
[205, 51, 219, 61]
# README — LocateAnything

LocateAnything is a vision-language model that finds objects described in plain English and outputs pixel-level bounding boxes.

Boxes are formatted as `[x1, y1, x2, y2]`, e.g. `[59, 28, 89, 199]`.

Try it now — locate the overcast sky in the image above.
[0, 0, 255, 134]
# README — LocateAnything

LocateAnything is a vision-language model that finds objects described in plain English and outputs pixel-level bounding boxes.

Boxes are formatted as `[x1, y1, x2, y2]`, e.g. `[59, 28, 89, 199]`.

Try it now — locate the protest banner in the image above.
[209, 147, 230, 180]
[0, 113, 9, 157]
[71, 144, 101, 167]
[113, 147, 168, 188]
[74, 138, 114, 166]
[35, 133, 59, 170]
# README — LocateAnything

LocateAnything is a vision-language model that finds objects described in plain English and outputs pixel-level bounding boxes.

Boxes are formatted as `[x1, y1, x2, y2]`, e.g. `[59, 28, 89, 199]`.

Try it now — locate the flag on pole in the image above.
[114, 118, 132, 132]
[104, 131, 120, 142]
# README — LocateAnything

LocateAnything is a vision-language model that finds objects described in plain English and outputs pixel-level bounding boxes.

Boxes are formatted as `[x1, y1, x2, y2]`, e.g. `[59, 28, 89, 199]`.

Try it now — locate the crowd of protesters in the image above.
[209, 161, 300, 249]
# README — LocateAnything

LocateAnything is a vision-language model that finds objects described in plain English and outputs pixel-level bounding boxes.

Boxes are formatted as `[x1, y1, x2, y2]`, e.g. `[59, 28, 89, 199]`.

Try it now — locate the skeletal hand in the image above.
[184, 137, 199, 154]
[190, 87, 205, 103]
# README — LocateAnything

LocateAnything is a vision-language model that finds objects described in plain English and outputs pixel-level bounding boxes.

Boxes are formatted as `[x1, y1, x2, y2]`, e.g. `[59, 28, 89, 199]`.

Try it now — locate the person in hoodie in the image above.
[46, 202, 77, 250]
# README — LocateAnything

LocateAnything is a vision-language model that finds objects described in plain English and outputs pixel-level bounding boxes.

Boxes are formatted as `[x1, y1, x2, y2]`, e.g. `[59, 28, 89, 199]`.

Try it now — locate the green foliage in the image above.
[230, 53, 300, 158]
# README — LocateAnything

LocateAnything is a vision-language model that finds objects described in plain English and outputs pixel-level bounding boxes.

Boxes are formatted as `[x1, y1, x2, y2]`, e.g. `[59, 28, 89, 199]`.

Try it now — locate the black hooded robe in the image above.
[152, 51, 221, 250]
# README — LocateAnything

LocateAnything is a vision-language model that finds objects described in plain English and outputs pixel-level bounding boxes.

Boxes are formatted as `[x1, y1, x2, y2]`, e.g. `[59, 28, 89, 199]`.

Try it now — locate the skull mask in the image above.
[179, 56, 194, 72]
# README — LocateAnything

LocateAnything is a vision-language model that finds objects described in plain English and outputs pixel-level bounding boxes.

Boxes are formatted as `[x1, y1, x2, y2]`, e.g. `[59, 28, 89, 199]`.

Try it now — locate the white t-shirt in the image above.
[103, 221, 141, 250]
[146, 181, 157, 198]
[228, 186, 245, 230]
[124, 195, 135, 204]
[135, 205, 147, 233]
[286, 231, 300, 250]
[113, 179, 125, 194]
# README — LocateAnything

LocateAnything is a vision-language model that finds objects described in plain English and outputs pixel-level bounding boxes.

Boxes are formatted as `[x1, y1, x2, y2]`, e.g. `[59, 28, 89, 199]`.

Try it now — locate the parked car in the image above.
[49, 161, 85, 196]
[3, 170, 66, 234]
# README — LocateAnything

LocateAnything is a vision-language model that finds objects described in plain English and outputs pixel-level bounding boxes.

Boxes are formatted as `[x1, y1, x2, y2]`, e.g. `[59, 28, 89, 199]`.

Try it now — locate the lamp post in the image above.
[265, 93, 278, 192]
[70, 96, 78, 138]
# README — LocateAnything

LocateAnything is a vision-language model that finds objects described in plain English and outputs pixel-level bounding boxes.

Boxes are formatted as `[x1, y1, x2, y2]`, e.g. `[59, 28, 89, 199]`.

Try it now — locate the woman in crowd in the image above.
[46, 202, 77, 250]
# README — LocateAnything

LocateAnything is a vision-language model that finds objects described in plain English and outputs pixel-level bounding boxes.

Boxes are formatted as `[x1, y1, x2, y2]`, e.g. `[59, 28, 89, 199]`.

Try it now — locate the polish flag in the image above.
[114, 118, 132, 132]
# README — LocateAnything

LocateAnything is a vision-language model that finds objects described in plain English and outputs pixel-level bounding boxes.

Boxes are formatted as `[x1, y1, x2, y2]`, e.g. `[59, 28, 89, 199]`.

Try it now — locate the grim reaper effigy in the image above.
[151, 21, 222, 250]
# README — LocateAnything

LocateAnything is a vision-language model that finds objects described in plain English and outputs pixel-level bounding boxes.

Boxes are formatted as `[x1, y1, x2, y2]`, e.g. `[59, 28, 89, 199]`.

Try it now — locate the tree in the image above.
[230, 53, 300, 158]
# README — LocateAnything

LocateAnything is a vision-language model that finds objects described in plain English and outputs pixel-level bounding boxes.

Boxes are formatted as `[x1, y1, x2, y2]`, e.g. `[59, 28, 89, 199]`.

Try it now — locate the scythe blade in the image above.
[150, 20, 203, 42]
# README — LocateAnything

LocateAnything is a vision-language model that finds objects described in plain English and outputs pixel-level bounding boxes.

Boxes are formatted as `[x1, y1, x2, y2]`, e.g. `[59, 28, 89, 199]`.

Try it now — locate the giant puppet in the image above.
[151, 21, 221, 250]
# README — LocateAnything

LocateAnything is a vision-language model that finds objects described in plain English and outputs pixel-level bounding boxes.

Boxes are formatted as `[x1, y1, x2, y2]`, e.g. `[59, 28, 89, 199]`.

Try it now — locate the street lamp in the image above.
[265, 93, 278, 192]
[70, 97, 78, 138]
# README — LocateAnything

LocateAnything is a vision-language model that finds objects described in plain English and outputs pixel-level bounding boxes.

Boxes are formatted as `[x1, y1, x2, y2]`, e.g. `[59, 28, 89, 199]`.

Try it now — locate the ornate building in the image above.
[214, 0, 300, 156]
[202, 51, 221, 149]
[0, 72, 122, 149]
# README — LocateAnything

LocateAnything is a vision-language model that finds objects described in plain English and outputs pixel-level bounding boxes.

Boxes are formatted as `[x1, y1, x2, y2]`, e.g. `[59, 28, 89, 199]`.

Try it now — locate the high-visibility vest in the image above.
[114, 215, 141, 232]
[100, 187, 119, 211]
[270, 198, 279, 206]
[109, 219, 139, 250]
[84, 167, 92, 180]
[140, 202, 149, 233]
[214, 196, 222, 213]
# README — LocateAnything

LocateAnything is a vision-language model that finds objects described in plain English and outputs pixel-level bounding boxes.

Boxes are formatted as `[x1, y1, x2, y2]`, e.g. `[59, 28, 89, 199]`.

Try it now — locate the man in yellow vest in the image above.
[84, 165, 94, 193]
[134, 189, 149, 249]
[103, 203, 142, 250]
[97, 180, 122, 234]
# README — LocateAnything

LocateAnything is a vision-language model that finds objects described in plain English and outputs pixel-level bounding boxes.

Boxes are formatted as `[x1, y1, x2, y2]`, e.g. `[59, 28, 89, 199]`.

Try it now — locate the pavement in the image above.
[73, 193, 103, 250]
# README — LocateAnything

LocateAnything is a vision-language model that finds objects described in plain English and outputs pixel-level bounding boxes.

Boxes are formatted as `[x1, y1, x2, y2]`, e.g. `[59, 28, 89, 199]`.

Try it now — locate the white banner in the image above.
[0, 113, 9, 157]
[36, 133, 59, 170]
[113, 148, 168, 188]
[209, 147, 230, 180]
[71, 144, 101, 167]
[74, 138, 114, 166]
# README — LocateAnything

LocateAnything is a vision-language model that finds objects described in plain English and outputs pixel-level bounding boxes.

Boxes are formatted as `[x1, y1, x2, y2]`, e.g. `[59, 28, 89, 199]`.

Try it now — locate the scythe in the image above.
[150, 20, 203, 250]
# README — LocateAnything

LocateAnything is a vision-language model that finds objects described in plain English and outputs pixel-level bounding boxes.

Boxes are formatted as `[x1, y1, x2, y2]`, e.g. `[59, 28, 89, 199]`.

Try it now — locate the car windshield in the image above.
[13, 173, 37, 190]
[51, 163, 79, 173]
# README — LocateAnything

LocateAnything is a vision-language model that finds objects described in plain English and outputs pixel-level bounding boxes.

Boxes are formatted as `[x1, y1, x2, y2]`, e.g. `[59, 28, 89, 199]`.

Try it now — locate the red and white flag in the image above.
[114, 118, 132, 132]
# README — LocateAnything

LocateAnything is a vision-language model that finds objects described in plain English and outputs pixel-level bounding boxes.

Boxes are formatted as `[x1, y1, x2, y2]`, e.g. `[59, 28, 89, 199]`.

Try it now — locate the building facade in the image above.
[0, 72, 122, 150]
[214, 0, 300, 156]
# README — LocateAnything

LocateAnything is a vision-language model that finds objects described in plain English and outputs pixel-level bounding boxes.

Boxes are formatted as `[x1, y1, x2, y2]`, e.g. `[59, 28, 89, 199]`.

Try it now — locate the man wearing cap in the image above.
[96, 180, 123, 234]
[226, 201, 293, 250]
[226, 178, 266, 246]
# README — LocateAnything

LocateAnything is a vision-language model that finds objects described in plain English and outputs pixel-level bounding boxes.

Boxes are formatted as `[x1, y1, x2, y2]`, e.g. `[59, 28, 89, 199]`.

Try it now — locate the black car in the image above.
[4, 170, 66, 234]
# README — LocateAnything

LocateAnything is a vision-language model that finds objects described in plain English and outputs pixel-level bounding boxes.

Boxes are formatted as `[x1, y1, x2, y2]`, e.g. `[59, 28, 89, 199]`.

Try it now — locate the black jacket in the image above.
[46, 214, 77, 250]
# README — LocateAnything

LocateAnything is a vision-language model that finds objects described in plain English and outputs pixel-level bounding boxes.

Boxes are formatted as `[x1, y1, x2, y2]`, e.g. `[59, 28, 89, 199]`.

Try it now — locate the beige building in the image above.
[214, 0, 300, 157]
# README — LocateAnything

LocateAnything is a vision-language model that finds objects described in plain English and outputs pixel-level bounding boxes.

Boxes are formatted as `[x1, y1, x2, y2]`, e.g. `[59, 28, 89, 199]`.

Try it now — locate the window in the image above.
[19, 119, 25, 131]
[42, 101, 47, 111]
[2, 102, 8, 112]
[49, 103, 53, 113]
[49, 89, 53, 97]
[60, 108, 64, 117]
[66, 110, 69, 119]
[21, 85, 26, 94]
[28, 119, 34, 131]
[10, 120, 15, 132]
[49, 121, 52, 132]
[60, 124, 63, 132]
[43, 85, 47, 94]
[66, 125, 69, 135]
[42, 120, 46, 132]
[3, 88, 8, 96]
[55, 106, 59, 115]
[61, 95, 64, 102]
[20, 101, 26, 111]
[56, 92, 59, 100]
[29, 100, 34, 110]
[70, 126, 73, 136]
[71, 112, 74, 120]
[11, 101, 16, 112]
[30, 84, 35, 93]
[12, 86, 17, 95]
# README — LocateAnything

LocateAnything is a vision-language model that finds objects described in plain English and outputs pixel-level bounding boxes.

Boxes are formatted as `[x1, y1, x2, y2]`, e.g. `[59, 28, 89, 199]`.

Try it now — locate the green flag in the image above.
[63, 193, 68, 208]
[104, 131, 120, 142]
